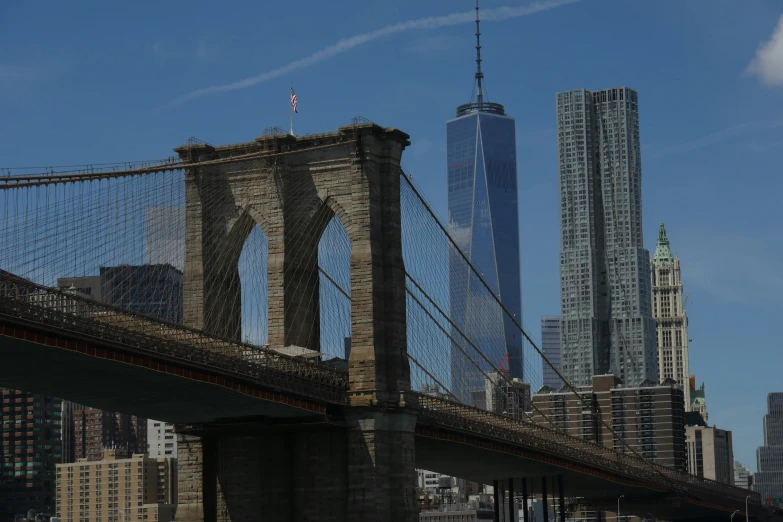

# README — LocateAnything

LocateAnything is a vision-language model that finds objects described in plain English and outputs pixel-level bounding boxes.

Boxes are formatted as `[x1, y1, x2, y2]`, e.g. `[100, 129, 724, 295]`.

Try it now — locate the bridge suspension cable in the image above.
[397, 169, 680, 484]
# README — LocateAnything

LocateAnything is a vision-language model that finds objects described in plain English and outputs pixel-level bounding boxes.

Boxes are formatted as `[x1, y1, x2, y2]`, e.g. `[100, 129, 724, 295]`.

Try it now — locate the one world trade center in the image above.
[447, 1, 523, 404]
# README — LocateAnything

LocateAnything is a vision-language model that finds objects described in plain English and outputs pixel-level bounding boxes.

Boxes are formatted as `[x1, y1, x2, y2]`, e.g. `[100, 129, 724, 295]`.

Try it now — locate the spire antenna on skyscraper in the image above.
[474, 0, 484, 104]
[456, 0, 505, 117]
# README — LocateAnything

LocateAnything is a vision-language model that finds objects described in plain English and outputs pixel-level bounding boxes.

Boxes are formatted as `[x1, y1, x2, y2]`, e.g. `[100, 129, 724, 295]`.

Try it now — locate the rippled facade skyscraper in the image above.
[556, 87, 657, 387]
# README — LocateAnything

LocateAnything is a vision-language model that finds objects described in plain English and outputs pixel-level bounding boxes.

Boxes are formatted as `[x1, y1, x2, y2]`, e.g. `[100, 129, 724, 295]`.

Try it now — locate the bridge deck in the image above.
[0, 276, 773, 521]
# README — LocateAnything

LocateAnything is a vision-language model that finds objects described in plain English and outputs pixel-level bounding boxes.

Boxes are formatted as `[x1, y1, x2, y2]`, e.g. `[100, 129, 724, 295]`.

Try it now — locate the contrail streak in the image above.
[166, 0, 579, 108]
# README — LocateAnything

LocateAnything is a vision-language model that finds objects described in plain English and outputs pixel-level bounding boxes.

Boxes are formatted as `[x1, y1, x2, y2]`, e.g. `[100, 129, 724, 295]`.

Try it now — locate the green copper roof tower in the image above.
[654, 221, 674, 264]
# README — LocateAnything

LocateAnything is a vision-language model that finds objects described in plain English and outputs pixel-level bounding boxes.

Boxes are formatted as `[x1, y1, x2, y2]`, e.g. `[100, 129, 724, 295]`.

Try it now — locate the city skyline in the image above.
[2, 0, 782, 471]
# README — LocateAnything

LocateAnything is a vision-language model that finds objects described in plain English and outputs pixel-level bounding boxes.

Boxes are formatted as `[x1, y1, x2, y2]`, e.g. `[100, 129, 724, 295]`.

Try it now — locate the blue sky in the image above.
[3, 0, 783, 471]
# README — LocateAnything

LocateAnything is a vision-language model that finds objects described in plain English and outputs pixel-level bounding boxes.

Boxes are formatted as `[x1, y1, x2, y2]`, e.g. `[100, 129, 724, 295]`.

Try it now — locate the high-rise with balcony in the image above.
[448, 2, 522, 403]
[556, 87, 657, 387]
[651, 221, 691, 408]
[0, 390, 62, 520]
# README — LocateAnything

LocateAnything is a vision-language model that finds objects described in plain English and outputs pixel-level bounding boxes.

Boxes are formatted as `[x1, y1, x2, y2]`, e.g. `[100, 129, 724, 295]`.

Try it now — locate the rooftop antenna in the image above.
[456, 0, 505, 117]
[474, 0, 484, 104]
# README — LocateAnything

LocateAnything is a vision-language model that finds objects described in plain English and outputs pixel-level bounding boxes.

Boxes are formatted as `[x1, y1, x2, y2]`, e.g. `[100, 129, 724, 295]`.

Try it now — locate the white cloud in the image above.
[196, 40, 219, 64]
[648, 120, 783, 159]
[406, 34, 462, 57]
[745, 14, 783, 87]
[165, 0, 580, 108]
[149, 42, 178, 62]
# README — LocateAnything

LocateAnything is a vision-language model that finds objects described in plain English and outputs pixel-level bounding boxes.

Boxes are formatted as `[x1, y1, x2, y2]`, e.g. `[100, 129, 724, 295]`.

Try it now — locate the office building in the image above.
[73, 410, 146, 462]
[100, 264, 183, 324]
[61, 400, 88, 464]
[57, 264, 183, 325]
[685, 425, 734, 484]
[690, 377, 708, 423]
[147, 421, 177, 458]
[0, 390, 62, 520]
[55, 449, 176, 522]
[532, 375, 686, 470]
[754, 393, 783, 503]
[556, 87, 657, 388]
[448, 4, 523, 403]
[541, 316, 564, 389]
[651, 222, 691, 409]
[735, 460, 754, 490]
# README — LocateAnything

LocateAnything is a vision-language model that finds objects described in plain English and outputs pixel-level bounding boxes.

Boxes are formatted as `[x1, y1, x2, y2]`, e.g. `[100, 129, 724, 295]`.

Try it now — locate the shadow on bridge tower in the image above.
[173, 123, 417, 522]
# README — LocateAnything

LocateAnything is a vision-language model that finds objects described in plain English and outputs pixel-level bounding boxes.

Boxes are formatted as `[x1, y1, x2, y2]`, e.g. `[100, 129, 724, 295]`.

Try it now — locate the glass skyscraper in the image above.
[447, 99, 522, 403]
[446, 2, 522, 405]
[556, 87, 657, 388]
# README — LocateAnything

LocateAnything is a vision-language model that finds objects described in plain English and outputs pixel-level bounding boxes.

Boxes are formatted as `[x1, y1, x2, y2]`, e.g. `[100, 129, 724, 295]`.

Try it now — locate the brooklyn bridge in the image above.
[0, 121, 774, 521]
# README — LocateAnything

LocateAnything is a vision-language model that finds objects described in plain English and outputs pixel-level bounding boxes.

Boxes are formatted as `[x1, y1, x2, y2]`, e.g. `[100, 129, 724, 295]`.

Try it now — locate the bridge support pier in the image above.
[521, 479, 529, 522]
[175, 410, 416, 522]
[345, 410, 417, 522]
[177, 434, 217, 522]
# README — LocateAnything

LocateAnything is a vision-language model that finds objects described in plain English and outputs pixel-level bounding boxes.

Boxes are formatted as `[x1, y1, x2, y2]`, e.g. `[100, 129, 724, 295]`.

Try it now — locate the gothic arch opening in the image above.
[238, 224, 269, 346]
[317, 214, 351, 362]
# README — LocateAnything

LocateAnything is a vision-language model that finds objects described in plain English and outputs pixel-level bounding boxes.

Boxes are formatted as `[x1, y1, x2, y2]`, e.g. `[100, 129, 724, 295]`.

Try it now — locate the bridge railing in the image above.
[0, 274, 349, 403]
[415, 393, 760, 508]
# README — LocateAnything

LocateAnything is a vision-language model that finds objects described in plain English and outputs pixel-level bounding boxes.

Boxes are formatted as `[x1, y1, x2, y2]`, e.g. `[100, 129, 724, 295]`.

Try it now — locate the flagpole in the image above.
[289, 82, 294, 136]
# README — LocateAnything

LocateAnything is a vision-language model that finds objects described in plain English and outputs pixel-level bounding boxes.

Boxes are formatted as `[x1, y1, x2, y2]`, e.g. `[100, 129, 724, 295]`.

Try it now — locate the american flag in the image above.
[290, 85, 298, 113]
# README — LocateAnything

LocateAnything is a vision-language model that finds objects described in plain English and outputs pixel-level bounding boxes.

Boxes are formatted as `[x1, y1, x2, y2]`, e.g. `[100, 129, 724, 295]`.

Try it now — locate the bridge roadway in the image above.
[0, 276, 778, 522]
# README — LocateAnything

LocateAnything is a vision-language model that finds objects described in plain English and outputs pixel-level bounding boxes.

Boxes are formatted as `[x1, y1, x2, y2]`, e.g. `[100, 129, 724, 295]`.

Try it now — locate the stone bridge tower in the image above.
[173, 123, 417, 522]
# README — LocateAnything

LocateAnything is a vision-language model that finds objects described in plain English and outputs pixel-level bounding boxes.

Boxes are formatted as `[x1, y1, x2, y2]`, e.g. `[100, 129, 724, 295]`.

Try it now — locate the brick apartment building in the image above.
[532, 374, 686, 470]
